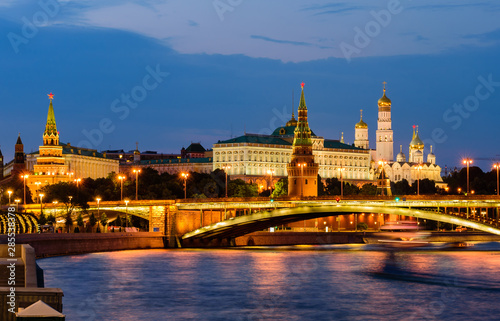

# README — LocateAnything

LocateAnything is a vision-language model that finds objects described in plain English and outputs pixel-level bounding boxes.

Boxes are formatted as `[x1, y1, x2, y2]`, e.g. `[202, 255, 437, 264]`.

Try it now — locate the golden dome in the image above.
[378, 89, 391, 107]
[410, 126, 424, 148]
[355, 110, 368, 129]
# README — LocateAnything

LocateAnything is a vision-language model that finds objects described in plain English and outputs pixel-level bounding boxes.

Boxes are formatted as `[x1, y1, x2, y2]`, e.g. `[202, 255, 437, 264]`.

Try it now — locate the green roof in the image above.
[44, 100, 58, 136]
[271, 125, 316, 137]
[324, 140, 364, 150]
[217, 135, 292, 146]
[140, 157, 213, 165]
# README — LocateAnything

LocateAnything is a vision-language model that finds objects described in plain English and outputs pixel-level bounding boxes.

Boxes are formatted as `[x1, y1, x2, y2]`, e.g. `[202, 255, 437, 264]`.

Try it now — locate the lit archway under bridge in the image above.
[182, 204, 500, 241]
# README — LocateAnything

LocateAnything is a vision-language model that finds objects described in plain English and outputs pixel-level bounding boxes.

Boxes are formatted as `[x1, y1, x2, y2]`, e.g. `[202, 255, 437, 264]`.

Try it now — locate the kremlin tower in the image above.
[375, 82, 394, 162]
[287, 83, 319, 197]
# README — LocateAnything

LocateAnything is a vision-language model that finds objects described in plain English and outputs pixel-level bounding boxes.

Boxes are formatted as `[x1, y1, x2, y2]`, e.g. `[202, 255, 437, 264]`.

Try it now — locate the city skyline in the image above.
[1, 1, 500, 170]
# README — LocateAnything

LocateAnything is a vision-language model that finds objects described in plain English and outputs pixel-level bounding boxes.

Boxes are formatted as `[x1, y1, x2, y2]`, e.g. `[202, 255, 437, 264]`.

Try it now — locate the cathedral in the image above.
[353, 83, 444, 187]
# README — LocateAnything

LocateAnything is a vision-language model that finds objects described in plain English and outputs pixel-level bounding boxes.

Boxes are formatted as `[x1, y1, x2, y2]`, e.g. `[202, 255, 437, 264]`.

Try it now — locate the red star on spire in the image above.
[48, 92, 54, 100]
[412, 125, 416, 129]
[301, 82, 305, 89]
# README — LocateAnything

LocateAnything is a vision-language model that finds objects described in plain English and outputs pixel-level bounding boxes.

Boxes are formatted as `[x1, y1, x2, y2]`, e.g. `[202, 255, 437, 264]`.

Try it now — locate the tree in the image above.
[392, 179, 411, 195]
[357, 222, 368, 231]
[100, 213, 108, 232]
[317, 174, 326, 196]
[64, 213, 73, 233]
[76, 213, 84, 232]
[46, 214, 56, 225]
[271, 178, 288, 198]
[38, 212, 47, 225]
[228, 179, 258, 197]
[114, 214, 123, 227]
[359, 183, 377, 195]
[88, 213, 97, 232]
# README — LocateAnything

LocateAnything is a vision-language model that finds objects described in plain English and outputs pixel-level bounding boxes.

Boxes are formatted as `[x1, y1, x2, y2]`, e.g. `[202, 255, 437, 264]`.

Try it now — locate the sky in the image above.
[1, 0, 500, 171]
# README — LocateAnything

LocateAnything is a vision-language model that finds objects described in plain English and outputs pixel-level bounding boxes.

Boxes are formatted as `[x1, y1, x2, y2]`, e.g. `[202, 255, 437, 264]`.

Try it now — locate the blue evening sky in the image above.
[1, 0, 500, 171]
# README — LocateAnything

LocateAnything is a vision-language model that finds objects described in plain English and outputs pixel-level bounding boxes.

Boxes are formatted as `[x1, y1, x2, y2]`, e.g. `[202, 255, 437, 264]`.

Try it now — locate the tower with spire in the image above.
[375, 82, 394, 162]
[354, 109, 369, 149]
[287, 83, 319, 197]
[409, 125, 424, 163]
[12, 133, 26, 176]
[30, 93, 69, 192]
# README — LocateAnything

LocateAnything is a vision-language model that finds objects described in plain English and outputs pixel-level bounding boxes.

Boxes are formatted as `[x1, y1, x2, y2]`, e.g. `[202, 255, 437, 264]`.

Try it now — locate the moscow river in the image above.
[37, 245, 500, 321]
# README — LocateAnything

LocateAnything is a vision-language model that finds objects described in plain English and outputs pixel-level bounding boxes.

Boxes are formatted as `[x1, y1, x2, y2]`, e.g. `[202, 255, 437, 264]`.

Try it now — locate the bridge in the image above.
[20, 196, 500, 245]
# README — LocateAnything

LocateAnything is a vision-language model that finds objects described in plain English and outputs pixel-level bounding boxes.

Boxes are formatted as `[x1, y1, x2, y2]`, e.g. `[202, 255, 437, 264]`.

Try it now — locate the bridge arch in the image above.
[182, 204, 500, 240]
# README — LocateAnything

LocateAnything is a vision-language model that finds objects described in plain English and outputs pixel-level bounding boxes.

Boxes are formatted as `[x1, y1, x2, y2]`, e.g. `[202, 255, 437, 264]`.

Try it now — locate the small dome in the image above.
[286, 112, 297, 127]
[355, 119, 368, 129]
[410, 126, 424, 149]
[397, 152, 406, 162]
[355, 109, 368, 129]
[414, 150, 423, 156]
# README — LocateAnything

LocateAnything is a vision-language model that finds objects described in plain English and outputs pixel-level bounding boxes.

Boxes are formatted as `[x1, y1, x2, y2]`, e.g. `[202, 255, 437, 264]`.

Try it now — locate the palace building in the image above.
[213, 84, 372, 191]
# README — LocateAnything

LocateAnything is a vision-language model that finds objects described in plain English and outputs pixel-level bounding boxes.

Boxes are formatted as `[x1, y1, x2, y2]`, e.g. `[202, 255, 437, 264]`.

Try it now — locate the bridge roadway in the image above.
[180, 199, 500, 241]
[23, 197, 500, 240]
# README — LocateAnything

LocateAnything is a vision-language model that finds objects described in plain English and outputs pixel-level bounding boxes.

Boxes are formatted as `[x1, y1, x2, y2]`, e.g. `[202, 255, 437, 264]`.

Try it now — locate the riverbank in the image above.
[0, 233, 166, 258]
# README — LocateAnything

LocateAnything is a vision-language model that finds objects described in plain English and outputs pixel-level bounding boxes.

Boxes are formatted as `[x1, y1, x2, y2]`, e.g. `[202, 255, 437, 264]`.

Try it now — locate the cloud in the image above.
[2, 0, 500, 62]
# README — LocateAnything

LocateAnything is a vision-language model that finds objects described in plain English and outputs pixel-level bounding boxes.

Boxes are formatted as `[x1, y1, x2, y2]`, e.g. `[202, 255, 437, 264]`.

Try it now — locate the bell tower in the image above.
[287, 83, 319, 197]
[376, 82, 394, 162]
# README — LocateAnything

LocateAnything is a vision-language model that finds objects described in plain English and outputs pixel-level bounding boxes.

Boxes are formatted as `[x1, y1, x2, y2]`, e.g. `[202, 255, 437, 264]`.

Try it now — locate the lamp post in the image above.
[96, 197, 101, 231]
[298, 163, 307, 198]
[14, 199, 20, 212]
[133, 169, 141, 200]
[337, 167, 345, 197]
[39, 193, 44, 215]
[493, 163, 500, 196]
[463, 158, 473, 195]
[118, 175, 126, 201]
[416, 164, 422, 196]
[222, 165, 231, 198]
[267, 169, 275, 194]
[181, 173, 189, 199]
[22, 174, 29, 211]
[7, 190, 12, 205]
[74, 178, 81, 188]
[125, 199, 129, 229]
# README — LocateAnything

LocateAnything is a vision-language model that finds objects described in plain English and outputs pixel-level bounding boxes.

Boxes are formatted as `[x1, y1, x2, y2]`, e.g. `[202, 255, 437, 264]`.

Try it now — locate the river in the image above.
[37, 244, 500, 321]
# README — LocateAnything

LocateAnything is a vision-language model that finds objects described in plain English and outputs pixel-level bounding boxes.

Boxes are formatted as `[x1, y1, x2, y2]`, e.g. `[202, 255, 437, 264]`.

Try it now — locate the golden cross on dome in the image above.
[301, 82, 305, 89]
[48, 92, 54, 100]
[382, 81, 387, 92]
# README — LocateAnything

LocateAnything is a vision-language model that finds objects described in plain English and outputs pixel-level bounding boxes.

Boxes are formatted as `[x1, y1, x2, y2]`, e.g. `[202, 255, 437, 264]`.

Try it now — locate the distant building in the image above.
[25, 94, 118, 197]
[181, 143, 206, 158]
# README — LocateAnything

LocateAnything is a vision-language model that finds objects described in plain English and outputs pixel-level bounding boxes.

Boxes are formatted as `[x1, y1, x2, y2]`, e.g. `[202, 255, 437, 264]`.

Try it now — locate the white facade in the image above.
[375, 88, 394, 162]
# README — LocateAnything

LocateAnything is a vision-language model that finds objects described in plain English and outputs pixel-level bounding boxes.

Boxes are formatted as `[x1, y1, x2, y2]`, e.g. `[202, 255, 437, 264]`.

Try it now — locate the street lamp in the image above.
[7, 190, 12, 205]
[181, 173, 189, 199]
[462, 158, 473, 195]
[337, 167, 345, 197]
[267, 169, 275, 194]
[222, 165, 231, 198]
[118, 175, 126, 201]
[133, 169, 141, 200]
[39, 193, 44, 215]
[74, 178, 81, 188]
[493, 163, 500, 196]
[14, 199, 20, 212]
[22, 174, 29, 211]
[96, 197, 101, 231]
[125, 199, 130, 229]
[415, 164, 422, 196]
[298, 163, 307, 198]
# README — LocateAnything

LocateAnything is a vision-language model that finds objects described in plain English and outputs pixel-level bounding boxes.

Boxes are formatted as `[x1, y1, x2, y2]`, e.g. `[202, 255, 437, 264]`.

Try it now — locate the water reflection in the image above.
[37, 248, 500, 321]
